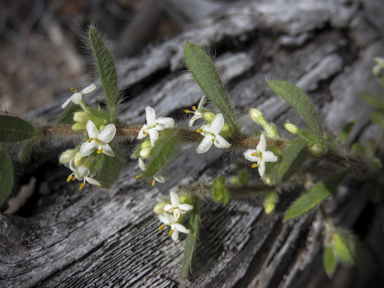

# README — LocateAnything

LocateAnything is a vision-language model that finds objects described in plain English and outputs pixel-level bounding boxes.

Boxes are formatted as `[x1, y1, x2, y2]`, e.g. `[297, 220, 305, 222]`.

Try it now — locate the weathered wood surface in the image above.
[1, 0, 384, 287]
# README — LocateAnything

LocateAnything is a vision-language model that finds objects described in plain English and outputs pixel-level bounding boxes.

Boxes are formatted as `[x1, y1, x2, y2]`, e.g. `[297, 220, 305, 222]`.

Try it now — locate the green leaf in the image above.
[0, 115, 36, 143]
[278, 139, 308, 182]
[132, 142, 143, 158]
[284, 170, 348, 220]
[323, 246, 337, 277]
[333, 233, 352, 264]
[213, 176, 229, 205]
[267, 80, 323, 139]
[99, 146, 122, 188]
[145, 135, 180, 179]
[184, 42, 238, 133]
[181, 202, 199, 279]
[338, 121, 355, 143]
[56, 105, 82, 124]
[357, 91, 384, 109]
[0, 146, 14, 206]
[88, 27, 119, 123]
[371, 109, 384, 126]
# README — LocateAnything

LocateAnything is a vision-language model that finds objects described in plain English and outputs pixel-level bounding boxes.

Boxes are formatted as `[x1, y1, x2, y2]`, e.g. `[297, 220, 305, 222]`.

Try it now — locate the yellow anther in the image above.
[159, 225, 165, 231]
[67, 175, 74, 182]
[156, 122, 159, 125]
[97, 148, 103, 154]
[192, 106, 197, 111]
[71, 87, 77, 92]
[252, 163, 258, 168]
[251, 152, 258, 156]
[211, 138, 215, 143]
[136, 174, 142, 179]
[143, 131, 148, 136]
[184, 109, 191, 113]
[152, 180, 156, 186]
[197, 128, 203, 133]
[79, 183, 85, 190]
[168, 229, 174, 236]
[88, 138, 93, 143]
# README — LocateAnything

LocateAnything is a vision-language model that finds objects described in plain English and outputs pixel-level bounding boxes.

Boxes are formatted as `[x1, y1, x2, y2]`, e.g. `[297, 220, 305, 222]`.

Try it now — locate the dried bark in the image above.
[1, 0, 384, 288]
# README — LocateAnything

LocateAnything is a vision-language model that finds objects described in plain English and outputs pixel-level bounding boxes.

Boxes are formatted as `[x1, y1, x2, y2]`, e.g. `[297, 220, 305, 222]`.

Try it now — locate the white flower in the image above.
[373, 57, 384, 75]
[80, 121, 116, 157]
[186, 96, 206, 127]
[137, 158, 165, 186]
[62, 84, 96, 109]
[163, 191, 193, 222]
[196, 113, 231, 154]
[243, 134, 278, 178]
[138, 106, 175, 147]
[158, 213, 190, 242]
[67, 159, 101, 190]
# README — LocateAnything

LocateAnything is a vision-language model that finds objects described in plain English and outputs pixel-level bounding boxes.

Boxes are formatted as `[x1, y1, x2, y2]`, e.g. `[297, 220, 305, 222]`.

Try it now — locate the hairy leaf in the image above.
[89, 27, 119, 123]
[99, 146, 122, 188]
[181, 202, 200, 279]
[0, 115, 36, 143]
[357, 91, 384, 109]
[323, 246, 337, 277]
[278, 139, 308, 182]
[284, 170, 348, 220]
[0, 146, 13, 206]
[268, 80, 323, 139]
[184, 42, 238, 133]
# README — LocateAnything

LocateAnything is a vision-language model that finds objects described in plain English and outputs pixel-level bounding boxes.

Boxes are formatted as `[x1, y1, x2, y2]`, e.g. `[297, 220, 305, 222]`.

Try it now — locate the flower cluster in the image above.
[59, 84, 117, 190]
[156, 191, 193, 242]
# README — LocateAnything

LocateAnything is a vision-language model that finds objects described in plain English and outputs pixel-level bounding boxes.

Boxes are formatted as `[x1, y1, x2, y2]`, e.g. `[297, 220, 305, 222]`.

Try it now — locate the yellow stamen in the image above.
[136, 174, 142, 179]
[97, 148, 103, 154]
[211, 138, 215, 143]
[197, 128, 203, 133]
[159, 225, 165, 231]
[251, 152, 258, 156]
[192, 106, 197, 111]
[184, 109, 191, 113]
[71, 87, 77, 92]
[156, 122, 159, 125]
[88, 138, 93, 143]
[252, 163, 258, 168]
[67, 175, 74, 182]
[152, 180, 156, 186]
[168, 229, 174, 236]
[143, 131, 148, 136]
[79, 183, 85, 190]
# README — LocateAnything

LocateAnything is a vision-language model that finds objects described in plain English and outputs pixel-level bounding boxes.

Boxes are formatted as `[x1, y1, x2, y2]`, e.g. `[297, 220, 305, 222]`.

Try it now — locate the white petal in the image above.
[188, 115, 198, 127]
[214, 135, 231, 149]
[138, 158, 146, 171]
[86, 177, 101, 186]
[81, 83, 96, 94]
[258, 161, 266, 178]
[158, 213, 172, 225]
[80, 141, 97, 157]
[102, 144, 115, 157]
[208, 114, 224, 134]
[62, 98, 71, 109]
[263, 151, 278, 163]
[198, 95, 207, 108]
[196, 135, 214, 154]
[179, 203, 193, 212]
[163, 204, 173, 212]
[71, 93, 83, 104]
[171, 229, 179, 242]
[156, 117, 175, 130]
[86, 121, 99, 139]
[145, 106, 156, 126]
[154, 174, 165, 183]
[257, 134, 267, 153]
[69, 159, 77, 172]
[175, 223, 190, 234]
[77, 166, 90, 178]
[137, 125, 148, 139]
[170, 191, 179, 207]
[98, 124, 116, 143]
[148, 128, 159, 147]
[173, 210, 181, 222]
[244, 149, 259, 162]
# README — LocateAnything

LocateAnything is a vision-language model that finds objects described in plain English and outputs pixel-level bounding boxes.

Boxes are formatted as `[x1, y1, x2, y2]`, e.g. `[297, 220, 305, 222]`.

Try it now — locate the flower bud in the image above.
[72, 123, 86, 131]
[309, 143, 327, 157]
[74, 152, 85, 167]
[59, 149, 75, 165]
[284, 123, 300, 134]
[99, 124, 105, 132]
[73, 111, 90, 123]
[203, 112, 216, 122]
[142, 140, 152, 149]
[249, 108, 266, 125]
[219, 122, 233, 138]
[263, 191, 278, 214]
[153, 201, 166, 214]
[140, 147, 151, 158]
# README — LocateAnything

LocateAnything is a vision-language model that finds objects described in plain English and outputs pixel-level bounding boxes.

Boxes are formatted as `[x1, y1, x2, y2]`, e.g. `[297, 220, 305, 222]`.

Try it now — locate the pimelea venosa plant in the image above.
[0, 26, 382, 279]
